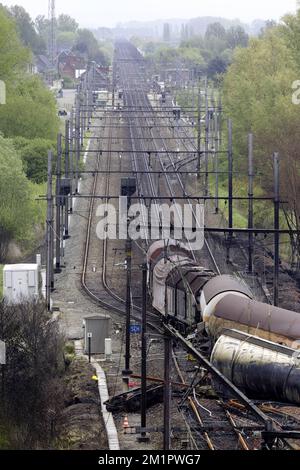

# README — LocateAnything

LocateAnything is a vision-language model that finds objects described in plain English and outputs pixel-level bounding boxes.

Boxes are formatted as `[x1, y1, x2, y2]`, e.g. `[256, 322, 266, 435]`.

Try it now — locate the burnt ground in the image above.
[56, 357, 108, 450]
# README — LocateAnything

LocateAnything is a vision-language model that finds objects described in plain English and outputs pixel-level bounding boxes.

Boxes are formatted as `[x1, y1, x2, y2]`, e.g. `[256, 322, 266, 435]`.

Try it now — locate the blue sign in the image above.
[130, 324, 142, 334]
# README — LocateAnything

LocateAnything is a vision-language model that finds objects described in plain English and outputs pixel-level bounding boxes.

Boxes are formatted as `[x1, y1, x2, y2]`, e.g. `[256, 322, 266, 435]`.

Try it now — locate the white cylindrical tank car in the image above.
[200, 275, 253, 325]
[211, 329, 300, 405]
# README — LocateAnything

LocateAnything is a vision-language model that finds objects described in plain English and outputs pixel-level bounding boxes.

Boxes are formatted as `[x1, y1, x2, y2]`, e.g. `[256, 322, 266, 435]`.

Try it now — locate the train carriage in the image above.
[166, 264, 214, 328]
[147, 240, 300, 349]
[147, 240, 214, 330]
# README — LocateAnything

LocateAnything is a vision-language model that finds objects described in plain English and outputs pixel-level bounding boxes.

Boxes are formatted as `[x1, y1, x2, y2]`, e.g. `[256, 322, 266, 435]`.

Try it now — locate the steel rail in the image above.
[80, 108, 160, 328]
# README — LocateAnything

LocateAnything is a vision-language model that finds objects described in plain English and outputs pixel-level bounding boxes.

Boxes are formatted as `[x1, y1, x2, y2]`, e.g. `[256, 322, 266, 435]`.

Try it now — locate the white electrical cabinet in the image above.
[3, 264, 40, 304]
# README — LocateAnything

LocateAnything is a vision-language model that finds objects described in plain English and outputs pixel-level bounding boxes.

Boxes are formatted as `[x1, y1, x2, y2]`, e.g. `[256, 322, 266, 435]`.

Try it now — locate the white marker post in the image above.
[0, 340, 6, 401]
[0, 341, 5, 365]
[87, 333, 92, 363]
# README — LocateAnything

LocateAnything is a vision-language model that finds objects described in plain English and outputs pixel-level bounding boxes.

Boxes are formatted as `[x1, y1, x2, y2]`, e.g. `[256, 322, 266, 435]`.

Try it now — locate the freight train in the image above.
[147, 239, 300, 405]
[147, 240, 300, 350]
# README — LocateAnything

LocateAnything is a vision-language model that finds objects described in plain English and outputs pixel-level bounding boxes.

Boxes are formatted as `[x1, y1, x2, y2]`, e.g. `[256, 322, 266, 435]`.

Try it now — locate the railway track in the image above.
[113, 42, 274, 449]
[172, 349, 259, 450]
[77, 41, 298, 451]
[81, 104, 161, 329]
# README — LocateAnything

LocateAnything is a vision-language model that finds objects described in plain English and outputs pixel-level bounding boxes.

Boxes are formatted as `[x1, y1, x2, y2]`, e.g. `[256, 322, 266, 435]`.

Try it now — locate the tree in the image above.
[35, 14, 50, 42]
[0, 300, 65, 445]
[181, 24, 191, 42]
[226, 26, 249, 50]
[13, 137, 56, 184]
[207, 55, 229, 77]
[223, 31, 300, 265]
[0, 6, 30, 82]
[57, 14, 78, 32]
[163, 23, 171, 43]
[0, 75, 59, 140]
[204, 24, 229, 57]
[279, 11, 300, 69]
[179, 47, 205, 68]
[205, 22, 227, 42]
[181, 35, 204, 49]
[0, 7, 58, 262]
[57, 31, 76, 51]
[73, 29, 109, 64]
[0, 8, 58, 140]
[0, 136, 36, 260]
[8, 5, 46, 54]
[153, 46, 179, 64]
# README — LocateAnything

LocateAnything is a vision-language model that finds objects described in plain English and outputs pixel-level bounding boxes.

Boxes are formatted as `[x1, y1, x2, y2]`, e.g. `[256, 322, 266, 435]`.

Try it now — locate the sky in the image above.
[1, 0, 297, 28]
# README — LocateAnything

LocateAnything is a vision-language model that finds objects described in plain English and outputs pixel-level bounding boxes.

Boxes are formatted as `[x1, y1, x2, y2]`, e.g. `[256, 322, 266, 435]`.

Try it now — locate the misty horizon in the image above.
[0, 0, 297, 29]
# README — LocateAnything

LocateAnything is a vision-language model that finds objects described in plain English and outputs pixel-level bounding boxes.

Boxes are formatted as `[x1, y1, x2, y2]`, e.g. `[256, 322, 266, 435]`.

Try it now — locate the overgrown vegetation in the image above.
[0, 136, 47, 261]
[0, 6, 59, 261]
[223, 12, 300, 266]
[0, 5, 112, 263]
[0, 301, 65, 449]
[13, 137, 57, 184]
[145, 11, 300, 266]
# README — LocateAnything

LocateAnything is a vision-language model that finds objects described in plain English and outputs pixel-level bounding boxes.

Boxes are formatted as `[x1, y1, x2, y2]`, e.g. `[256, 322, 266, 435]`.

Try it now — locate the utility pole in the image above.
[55, 134, 62, 273]
[123, 196, 132, 384]
[214, 145, 219, 215]
[138, 263, 150, 443]
[80, 87, 84, 148]
[82, 76, 87, 136]
[204, 77, 209, 197]
[75, 94, 80, 193]
[192, 80, 195, 120]
[197, 82, 201, 179]
[163, 334, 172, 451]
[273, 152, 280, 307]
[214, 94, 220, 214]
[69, 109, 74, 214]
[248, 134, 254, 274]
[46, 150, 53, 311]
[64, 120, 70, 240]
[227, 119, 233, 263]
[112, 60, 116, 109]
[218, 93, 222, 150]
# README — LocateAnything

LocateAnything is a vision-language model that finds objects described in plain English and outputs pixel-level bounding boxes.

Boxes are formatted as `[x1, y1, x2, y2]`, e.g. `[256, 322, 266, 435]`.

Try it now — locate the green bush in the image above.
[0, 136, 47, 261]
[13, 137, 56, 184]
[0, 76, 59, 140]
[62, 75, 75, 89]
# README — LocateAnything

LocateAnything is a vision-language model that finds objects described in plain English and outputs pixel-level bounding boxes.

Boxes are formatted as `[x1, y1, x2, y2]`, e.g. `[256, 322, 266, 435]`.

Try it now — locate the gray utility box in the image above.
[83, 314, 111, 355]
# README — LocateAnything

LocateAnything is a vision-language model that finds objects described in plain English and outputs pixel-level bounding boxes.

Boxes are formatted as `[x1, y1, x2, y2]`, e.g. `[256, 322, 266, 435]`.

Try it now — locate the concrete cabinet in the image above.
[83, 314, 111, 355]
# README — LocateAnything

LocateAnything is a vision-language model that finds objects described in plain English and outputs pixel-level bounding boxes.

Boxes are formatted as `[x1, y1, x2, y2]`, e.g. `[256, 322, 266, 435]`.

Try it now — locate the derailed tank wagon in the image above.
[147, 240, 300, 349]
[146, 239, 300, 404]
[211, 329, 300, 405]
